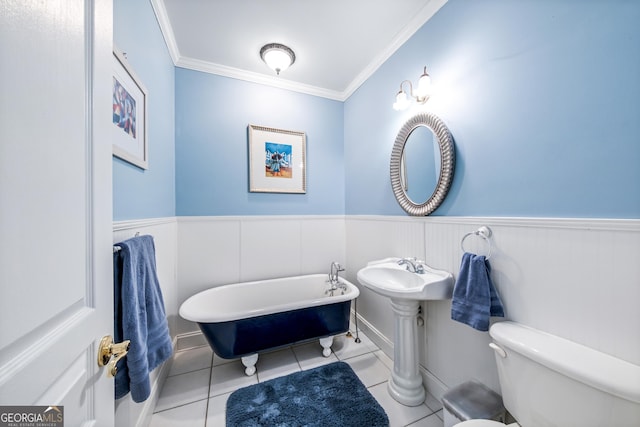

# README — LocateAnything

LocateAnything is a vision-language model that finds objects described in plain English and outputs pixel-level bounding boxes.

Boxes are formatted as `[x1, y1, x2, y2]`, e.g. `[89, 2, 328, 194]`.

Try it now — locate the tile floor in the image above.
[150, 330, 444, 427]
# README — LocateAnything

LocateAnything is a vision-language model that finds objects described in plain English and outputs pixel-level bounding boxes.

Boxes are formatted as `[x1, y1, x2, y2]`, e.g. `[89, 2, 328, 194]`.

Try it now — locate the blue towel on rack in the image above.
[451, 252, 504, 331]
[113, 235, 173, 402]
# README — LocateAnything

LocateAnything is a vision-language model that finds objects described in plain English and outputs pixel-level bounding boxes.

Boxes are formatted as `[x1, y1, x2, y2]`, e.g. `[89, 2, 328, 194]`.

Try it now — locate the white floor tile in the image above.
[256, 347, 301, 382]
[345, 352, 391, 388]
[424, 392, 443, 413]
[292, 341, 339, 370]
[209, 360, 257, 397]
[149, 400, 208, 427]
[332, 331, 378, 360]
[368, 382, 433, 427]
[406, 412, 445, 427]
[150, 330, 462, 426]
[206, 392, 231, 427]
[177, 334, 208, 351]
[373, 349, 394, 371]
[212, 352, 237, 367]
[169, 346, 213, 377]
[155, 368, 211, 413]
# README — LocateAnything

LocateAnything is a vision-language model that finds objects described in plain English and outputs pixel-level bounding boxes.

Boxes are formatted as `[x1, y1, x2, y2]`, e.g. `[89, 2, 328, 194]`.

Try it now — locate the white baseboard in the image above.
[175, 330, 208, 351]
[421, 366, 448, 403]
[136, 353, 173, 427]
[351, 309, 393, 358]
[115, 337, 177, 427]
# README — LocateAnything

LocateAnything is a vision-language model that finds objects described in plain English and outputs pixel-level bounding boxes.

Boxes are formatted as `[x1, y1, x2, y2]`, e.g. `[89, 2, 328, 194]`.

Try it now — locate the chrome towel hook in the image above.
[461, 226, 493, 259]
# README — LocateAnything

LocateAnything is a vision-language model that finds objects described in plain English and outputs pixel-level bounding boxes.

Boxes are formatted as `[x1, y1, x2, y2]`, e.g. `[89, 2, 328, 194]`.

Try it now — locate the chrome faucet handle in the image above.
[329, 261, 345, 284]
[397, 257, 415, 271]
[397, 257, 426, 273]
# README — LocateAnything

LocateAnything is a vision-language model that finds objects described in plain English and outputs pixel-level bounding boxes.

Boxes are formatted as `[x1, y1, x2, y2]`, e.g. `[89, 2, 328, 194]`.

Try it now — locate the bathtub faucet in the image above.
[397, 257, 425, 274]
[327, 262, 346, 295]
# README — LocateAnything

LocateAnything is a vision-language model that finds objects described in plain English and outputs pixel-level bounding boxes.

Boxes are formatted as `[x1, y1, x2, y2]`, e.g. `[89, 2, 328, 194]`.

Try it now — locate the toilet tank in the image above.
[489, 321, 640, 427]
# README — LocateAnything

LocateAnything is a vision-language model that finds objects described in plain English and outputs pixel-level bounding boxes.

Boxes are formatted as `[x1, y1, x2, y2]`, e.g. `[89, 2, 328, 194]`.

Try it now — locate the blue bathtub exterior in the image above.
[197, 300, 351, 359]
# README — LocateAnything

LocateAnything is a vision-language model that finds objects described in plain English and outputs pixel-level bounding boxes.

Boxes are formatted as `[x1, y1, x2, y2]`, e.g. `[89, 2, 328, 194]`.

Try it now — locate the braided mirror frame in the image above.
[390, 112, 455, 216]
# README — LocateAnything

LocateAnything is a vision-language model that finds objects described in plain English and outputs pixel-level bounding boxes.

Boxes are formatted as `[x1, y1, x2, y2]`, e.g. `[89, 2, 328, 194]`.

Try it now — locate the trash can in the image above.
[442, 380, 506, 427]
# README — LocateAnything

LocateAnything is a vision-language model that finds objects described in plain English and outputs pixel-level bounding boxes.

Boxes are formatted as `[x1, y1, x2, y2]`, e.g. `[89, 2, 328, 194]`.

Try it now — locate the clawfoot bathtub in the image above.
[179, 273, 359, 375]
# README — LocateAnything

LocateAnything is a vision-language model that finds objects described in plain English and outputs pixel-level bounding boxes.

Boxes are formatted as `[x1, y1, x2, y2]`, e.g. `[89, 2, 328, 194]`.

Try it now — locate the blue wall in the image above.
[113, 0, 175, 220]
[175, 69, 344, 216]
[345, 0, 640, 217]
[113, 0, 639, 220]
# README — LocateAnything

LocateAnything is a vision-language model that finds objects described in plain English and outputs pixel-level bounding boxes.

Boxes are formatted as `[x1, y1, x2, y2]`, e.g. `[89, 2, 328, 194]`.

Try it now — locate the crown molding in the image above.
[151, 0, 449, 102]
[150, 0, 180, 64]
[175, 56, 345, 101]
[342, 0, 449, 99]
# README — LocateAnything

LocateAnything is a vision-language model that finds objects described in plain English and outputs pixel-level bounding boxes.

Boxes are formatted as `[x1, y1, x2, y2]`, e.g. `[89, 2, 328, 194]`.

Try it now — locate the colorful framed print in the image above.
[112, 47, 148, 169]
[248, 124, 306, 193]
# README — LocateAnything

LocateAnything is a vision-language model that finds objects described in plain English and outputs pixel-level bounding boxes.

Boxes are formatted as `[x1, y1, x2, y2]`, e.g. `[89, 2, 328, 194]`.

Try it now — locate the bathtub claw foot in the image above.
[241, 354, 258, 376]
[319, 336, 333, 357]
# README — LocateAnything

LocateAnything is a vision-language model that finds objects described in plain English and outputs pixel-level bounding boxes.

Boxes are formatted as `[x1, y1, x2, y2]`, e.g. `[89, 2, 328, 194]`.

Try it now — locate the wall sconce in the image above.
[392, 66, 432, 110]
[260, 43, 296, 75]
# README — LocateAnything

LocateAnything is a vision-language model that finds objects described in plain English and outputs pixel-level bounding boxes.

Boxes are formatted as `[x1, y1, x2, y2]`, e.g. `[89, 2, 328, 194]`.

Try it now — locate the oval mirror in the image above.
[402, 125, 440, 204]
[390, 112, 455, 216]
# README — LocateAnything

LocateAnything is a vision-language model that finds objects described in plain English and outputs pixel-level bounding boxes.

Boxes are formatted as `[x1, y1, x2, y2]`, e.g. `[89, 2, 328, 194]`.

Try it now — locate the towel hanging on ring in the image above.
[451, 252, 504, 331]
[113, 235, 173, 402]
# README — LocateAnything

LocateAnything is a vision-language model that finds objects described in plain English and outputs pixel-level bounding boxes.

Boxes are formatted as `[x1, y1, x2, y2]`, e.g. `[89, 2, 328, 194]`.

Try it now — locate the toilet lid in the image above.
[455, 420, 506, 427]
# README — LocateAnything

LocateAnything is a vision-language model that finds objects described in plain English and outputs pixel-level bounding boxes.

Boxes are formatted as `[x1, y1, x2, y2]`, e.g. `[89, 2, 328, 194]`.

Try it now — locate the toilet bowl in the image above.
[452, 321, 640, 427]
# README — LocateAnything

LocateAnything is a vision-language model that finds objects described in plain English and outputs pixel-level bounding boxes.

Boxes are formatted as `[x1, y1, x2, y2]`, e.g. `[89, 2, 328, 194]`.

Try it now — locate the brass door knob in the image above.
[98, 335, 130, 378]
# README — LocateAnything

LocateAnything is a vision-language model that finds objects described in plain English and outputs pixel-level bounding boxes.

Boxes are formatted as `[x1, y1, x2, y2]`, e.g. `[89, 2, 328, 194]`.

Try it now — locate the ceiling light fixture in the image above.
[260, 43, 296, 76]
[393, 66, 432, 110]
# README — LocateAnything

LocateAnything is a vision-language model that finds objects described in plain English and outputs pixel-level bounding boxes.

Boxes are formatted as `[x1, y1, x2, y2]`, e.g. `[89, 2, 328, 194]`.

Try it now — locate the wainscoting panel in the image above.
[113, 218, 178, 427]
[114, 215, 639, 411]
[345, 216, 426, 342]
[176, 216, 347, 336]
[346, 216, 640, 401]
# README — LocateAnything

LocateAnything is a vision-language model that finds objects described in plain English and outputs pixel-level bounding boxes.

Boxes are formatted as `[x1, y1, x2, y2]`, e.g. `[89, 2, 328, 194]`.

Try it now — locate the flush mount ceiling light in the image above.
[260, 43, 296, 75]
[393, 66, 432, 110]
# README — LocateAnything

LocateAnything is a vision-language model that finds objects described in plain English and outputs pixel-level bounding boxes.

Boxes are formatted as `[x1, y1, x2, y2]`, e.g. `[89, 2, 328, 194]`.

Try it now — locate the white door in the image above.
[0, 0, 115, 425]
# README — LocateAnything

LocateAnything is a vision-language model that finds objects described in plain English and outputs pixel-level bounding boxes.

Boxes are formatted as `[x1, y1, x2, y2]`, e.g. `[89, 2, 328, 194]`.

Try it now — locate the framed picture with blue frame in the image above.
[248, 124, 306, 193]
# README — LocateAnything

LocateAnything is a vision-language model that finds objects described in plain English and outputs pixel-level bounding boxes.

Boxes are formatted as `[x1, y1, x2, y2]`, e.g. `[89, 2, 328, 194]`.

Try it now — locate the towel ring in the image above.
[461, 226, 493, 259]
[113, 231, 142, 253]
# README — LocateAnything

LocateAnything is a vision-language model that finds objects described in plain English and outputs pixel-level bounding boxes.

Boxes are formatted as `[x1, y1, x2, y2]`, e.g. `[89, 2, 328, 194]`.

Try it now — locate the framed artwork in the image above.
[112, 47, 148, 169]
[248, 124, 306, 193]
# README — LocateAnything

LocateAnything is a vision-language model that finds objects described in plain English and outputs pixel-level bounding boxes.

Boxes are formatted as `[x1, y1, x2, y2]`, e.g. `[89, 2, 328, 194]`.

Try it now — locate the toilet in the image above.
[454, 321, 640, 427]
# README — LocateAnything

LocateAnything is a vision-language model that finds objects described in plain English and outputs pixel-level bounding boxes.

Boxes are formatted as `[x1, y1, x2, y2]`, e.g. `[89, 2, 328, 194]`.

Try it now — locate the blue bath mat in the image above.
[225, 361, 389, 427]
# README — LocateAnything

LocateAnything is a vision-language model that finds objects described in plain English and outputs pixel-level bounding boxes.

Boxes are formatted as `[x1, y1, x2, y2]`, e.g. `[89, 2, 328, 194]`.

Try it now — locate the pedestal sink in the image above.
[357, 257, 454, 406]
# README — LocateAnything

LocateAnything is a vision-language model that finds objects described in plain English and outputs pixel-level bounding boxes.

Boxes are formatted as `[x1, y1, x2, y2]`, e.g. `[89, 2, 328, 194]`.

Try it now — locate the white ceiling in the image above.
[152, 0, 447, 100]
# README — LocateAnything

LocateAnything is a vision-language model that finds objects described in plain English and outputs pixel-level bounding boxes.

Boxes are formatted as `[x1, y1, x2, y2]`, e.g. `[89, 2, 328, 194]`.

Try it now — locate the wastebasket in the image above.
[442, 380, 506, 427]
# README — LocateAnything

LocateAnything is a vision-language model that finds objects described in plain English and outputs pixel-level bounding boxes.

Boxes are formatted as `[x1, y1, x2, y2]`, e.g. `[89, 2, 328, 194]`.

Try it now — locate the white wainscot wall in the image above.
[345, 216, 640, 401]
[113, 218, 178, 427]
[111, 214, 640, 424]
[175, 216, 346, 336]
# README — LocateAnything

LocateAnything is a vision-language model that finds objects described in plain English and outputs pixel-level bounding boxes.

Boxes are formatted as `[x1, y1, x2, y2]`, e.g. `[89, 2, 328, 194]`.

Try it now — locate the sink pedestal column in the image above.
[387, 298, 425, 406]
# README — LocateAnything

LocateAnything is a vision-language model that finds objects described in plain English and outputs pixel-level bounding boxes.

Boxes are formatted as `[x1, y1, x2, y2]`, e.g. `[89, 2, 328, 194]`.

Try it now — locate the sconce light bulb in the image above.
[415, 71, 431, 100]
[393, 90, 409, 111]
[392, 67, 432, 110]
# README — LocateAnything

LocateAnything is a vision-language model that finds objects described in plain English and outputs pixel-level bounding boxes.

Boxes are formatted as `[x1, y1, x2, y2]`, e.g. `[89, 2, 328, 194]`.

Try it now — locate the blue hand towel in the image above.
[113, 235, 173, 402]
[451, 252, 504, 331]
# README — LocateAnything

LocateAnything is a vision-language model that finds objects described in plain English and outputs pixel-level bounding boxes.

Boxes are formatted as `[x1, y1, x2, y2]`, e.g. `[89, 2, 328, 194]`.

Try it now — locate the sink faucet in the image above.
[397, 257, 425, 274]
[327, 262, 346, 295]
